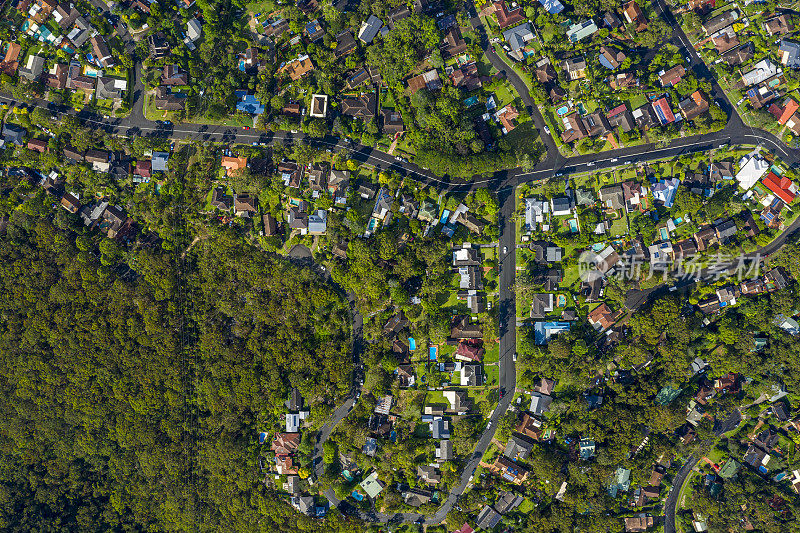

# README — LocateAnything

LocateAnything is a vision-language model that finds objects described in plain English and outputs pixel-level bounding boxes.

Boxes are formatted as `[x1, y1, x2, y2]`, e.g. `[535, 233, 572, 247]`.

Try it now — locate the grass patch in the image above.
[483, 365, 500, 386]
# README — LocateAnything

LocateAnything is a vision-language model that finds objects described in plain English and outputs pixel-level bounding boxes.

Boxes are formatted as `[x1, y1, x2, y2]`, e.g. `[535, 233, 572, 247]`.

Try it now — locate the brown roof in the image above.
[587, 303, 616, 330]
[221, 156, 248, 174]
[27, 138, 48, 153]
[234, 194, 257, 213]
[659, 65, 685, 86]
[441, 25, 467, 58]
[45, 63, 68, 89]
[263, 214, 278, 236]
[280, 56, 315, 81]
[162, 64, 188, 86]
[341, 93, 377, 121]
[765, 14, 793, 36]
[494, 0, 525, 28]
[271, 432, 300, 456]
[0, 43, 22, 75]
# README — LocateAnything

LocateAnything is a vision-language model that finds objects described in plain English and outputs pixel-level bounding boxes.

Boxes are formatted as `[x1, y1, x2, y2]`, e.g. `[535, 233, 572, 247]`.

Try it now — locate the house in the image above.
[679, 91, 710, 120]
[551, 196, 572, 216]
[271, 432, 301, 456]
[408, 69, 442, 93]
[564, 20, 597, 44]
[599, 184, 625, 210]
[494, 0, 525, 28]
[659, 65, 685, 87]
[648, 241, 674, 264]
[133, 159, 153, 182]
[430, 418, 450, 439]
[535, 58, 557, 83]
[504, 434, 535, 460]
[186, 18, 203, 42]
[494, 491, 524, 515]
[495, 455, 529, 484]
[435, 440, 453, 461]
[530, 392, 553, 416]
[534, 269, 563, 291]
[712, 32, 739, 54]
[762, 172, 796, 204]
[450, 315, 482, 340]
[307, 210, 327, 235]
[18, 54, 45, 82]
[237, 47, 261, 72]
[288, 207, 308, 231]
[403, 488, 432, 507]
[516, 413, 544, 440]
[280, 55, 315, 81]
[461, 364, 484, 386]
[418, 200, 439, 222]
[530, 293, 554, 319]
[771, 98, 799, 125]
[1, 124, 26, 146]
[539, 0, 565, 14]
[148, 32, 170, 59]
[736, 152, 769, 190]
[497, 105, 520, 133]
[262, 214, 278, 236]
[383, 311, 409, 338]
[450, 63, 482, 92]
[702, 10, 739, 35]
[742, 59, 779, 86]
[765, 14, 794, 36]
[623, 1, 646, 26]
[674, 238, 698, 259]
[44, 62, 68, 90]
[441, 25, 467, 59]
[66, 62, 95, 92]
[561, 113, 589, 142]
[304, 19, 325, 42]
[476, 506, 502, 529]
[309, 94, 328, 118]
[715, 219, 738, 241]
[27, 138, 47, 153]
[234, 194, 257, 216]
[624, 515, 654, 532]
[333, 31, 357, 58]
[722, 43, 754, 66]
[397, 364, 415, 387]
[455, 341, 484, 362]
[652, 97, 676, 125]
[153, 86, 185, 111]
[417, 464, 441, 484]
[609, 467, 632, 497]
[90, 35, 114, 68]
[341, 93, 378, 122]
[779, 40, 800, 68]
[0, 43, 22, 76]
[160, 65, 189, 87]
[387, 4, 411, 27]
[652, 177, 680, 208]
[359, 472, 385, 499]
[503, 23, 535, 54]
[358, 181, 378, 199]
[563, 56, 588, 80]
[358, 15, 383, 44]
[588, 303, 617, 331]
[382, 109, 404, 135]
[59, 192, 80, 213]
[96, 77, 126, 100]
[221, 156, 248, 175]
[262, 18, 289, 38]
[599, 46, 626, 70]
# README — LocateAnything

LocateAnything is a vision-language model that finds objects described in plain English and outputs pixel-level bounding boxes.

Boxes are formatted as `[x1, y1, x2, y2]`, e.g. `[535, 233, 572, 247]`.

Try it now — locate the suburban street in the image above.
[664, 456, 700, 533]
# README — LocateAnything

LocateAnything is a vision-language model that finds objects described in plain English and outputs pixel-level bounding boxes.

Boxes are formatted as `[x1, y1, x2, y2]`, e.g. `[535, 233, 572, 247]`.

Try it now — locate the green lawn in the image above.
[246, 0, 277, 15]
[629, 94, 648, 110]
[483, 365, 499, 386]
[609, 216, 628, 237]
[483, 342, 499, 363]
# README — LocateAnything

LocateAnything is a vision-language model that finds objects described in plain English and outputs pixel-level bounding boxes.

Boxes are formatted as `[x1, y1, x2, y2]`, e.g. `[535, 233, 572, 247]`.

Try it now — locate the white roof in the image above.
[736, 153, 769, 190]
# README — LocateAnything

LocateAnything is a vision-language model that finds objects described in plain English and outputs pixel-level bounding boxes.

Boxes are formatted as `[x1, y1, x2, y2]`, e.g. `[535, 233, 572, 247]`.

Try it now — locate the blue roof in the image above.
[598, 54, 615, 70]
[237, 94, 265, 115]
[538, 0, 564, 13]
[533, 321, 571, 344]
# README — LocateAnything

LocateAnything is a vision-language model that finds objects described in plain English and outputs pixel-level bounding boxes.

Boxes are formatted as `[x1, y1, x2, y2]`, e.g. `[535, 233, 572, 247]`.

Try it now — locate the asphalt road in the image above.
[664, 456, 700, 533]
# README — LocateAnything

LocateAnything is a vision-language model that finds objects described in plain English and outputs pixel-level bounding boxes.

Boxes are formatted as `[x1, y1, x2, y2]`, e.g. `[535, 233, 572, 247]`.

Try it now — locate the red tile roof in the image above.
[763, 172, 796, 204]
[494, 0, 525, 28]
[779, 99, 799, 125]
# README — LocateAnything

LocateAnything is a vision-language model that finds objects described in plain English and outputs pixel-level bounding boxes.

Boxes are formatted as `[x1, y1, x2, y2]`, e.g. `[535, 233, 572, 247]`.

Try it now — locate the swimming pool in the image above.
[83, 66, 102, 78]
[556, 104, 570, 116]
[592, 242, 605, 251]
[568, 219, 578, 233]
[429, 346, 438, 361]
[409, 337, 416, 351]
[351, 491, 364, 501]
[238, 59, 246, 71]
[557, 294, 566, 307]
[659, 227, 669, 241]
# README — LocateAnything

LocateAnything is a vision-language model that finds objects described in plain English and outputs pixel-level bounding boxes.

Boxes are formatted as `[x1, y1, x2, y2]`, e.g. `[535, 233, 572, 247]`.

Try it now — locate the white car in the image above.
[543, 125, 550, 134]
[503, 246, 508, 254]
[586, 162, 594, 167]
[610, 158, 618, 162]
[486, 422, 492, 429]
[513, 353, 518, 362]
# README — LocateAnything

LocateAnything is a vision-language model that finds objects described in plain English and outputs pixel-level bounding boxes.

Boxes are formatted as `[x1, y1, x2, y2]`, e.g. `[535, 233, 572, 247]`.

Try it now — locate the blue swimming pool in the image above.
[592, 242, 605, 251]
[568, 219, 578, 233]
[556, 105, 570, 116]
[351, 491, 364, 501]
[659, 227, 669, 241]
[409, 337, 416, 351]
[429, 346, 437, 361]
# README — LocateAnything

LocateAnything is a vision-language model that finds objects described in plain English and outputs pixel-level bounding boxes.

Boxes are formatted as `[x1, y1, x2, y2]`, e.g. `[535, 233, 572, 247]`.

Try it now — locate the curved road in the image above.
[665, 456, 700, 533]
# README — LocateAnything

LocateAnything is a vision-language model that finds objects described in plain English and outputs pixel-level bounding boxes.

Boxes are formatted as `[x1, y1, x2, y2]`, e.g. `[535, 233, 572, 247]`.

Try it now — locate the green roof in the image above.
[718, 458, 740, 479]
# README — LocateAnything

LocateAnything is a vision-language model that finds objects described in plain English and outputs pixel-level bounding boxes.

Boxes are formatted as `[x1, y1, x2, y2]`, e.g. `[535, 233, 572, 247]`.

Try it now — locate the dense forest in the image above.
[0, 203, 357, 532]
